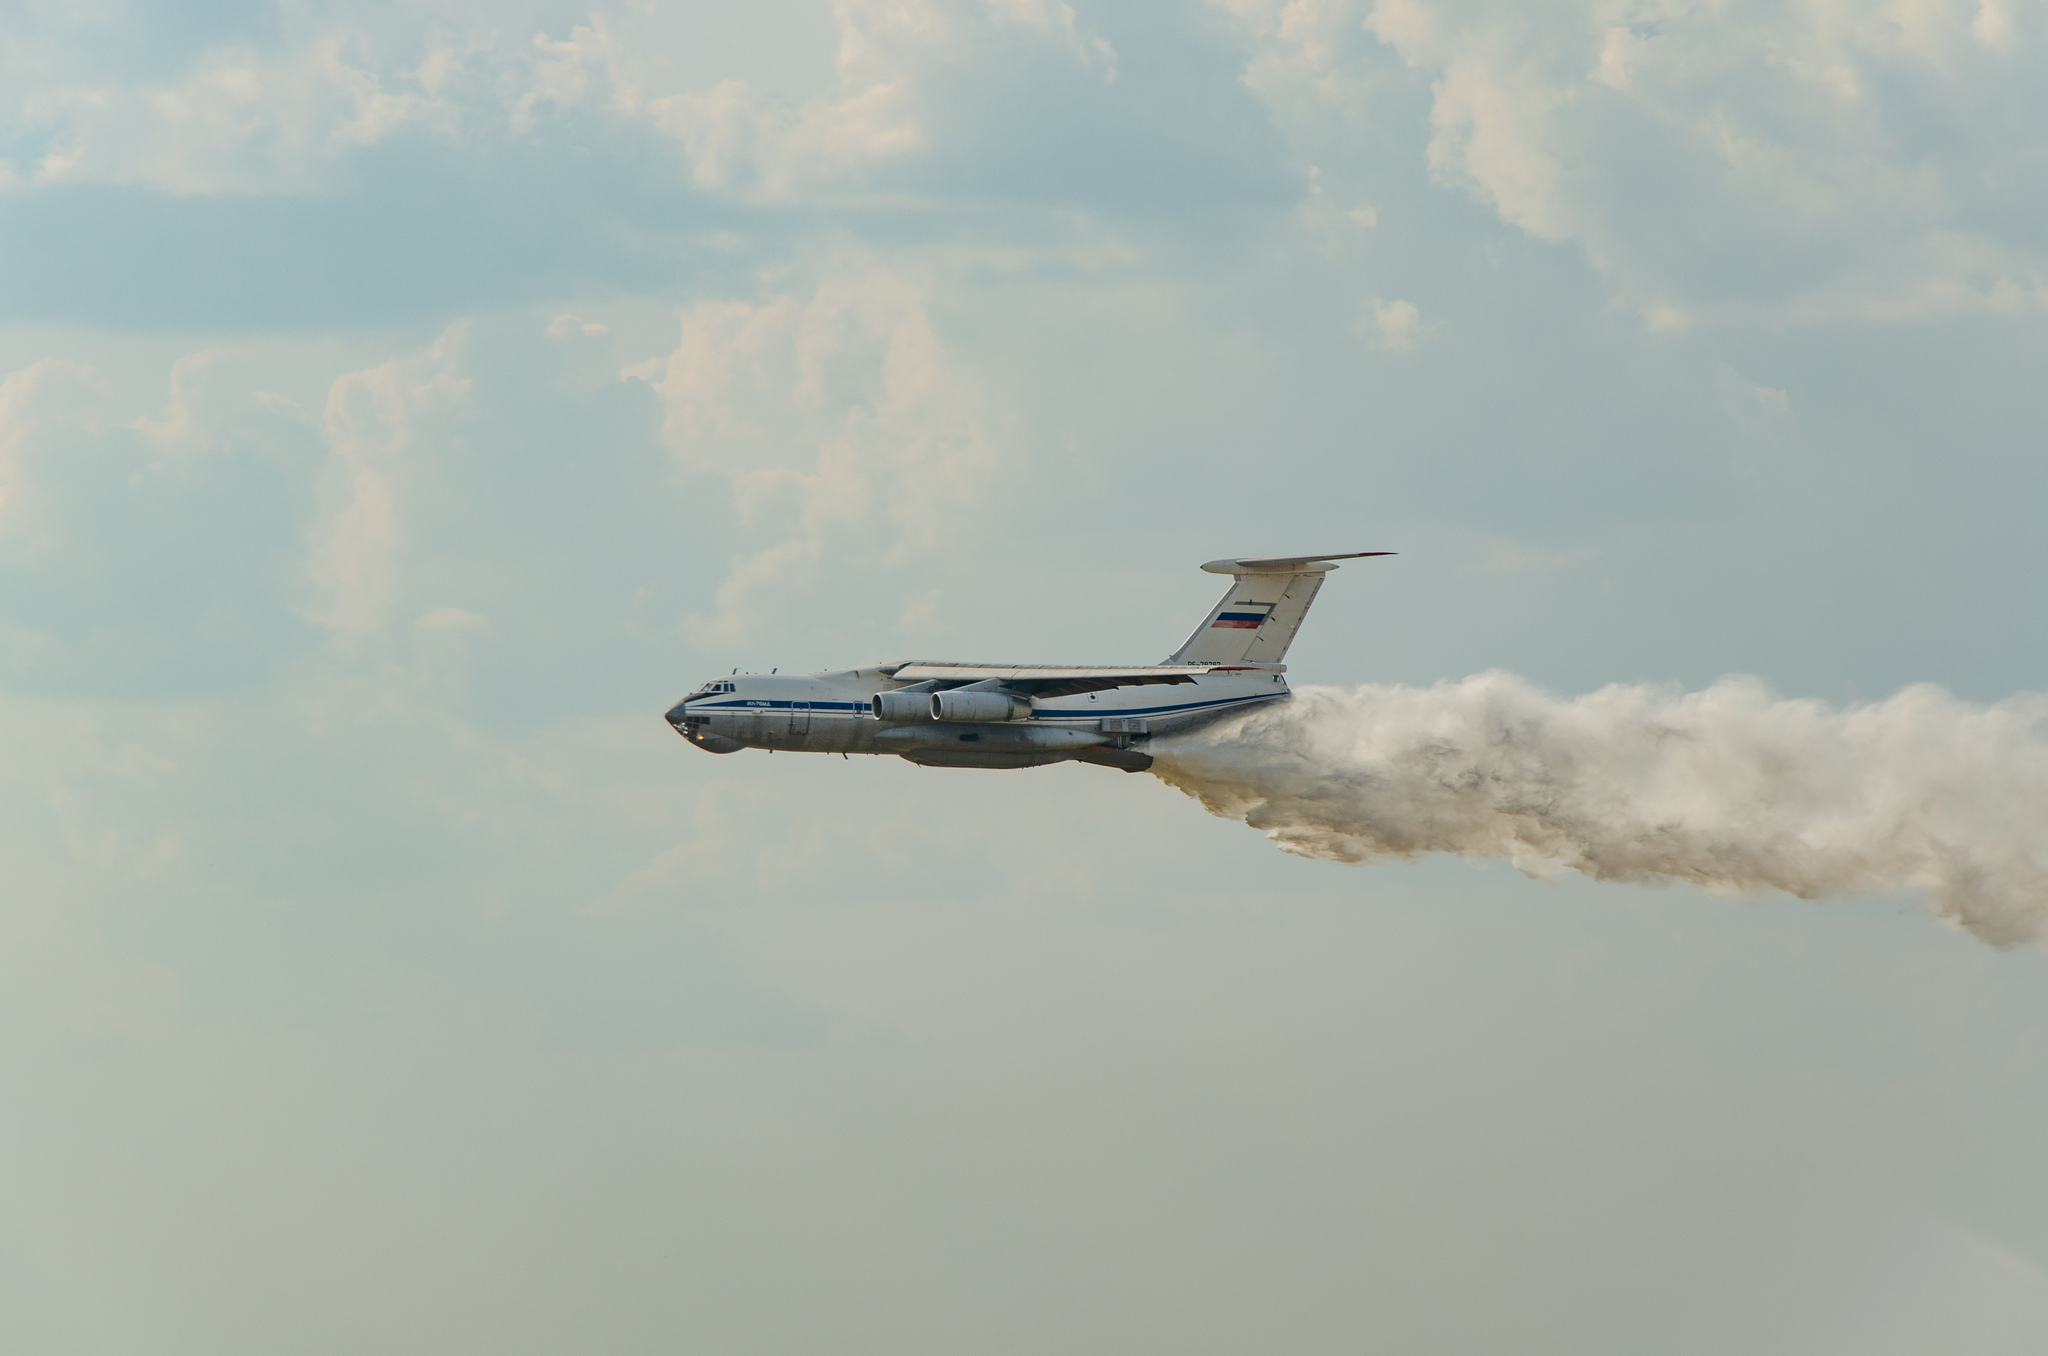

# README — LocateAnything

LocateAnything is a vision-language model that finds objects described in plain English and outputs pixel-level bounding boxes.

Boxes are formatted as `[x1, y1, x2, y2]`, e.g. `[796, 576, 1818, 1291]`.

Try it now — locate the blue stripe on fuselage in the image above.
[688, 699, 866, 710]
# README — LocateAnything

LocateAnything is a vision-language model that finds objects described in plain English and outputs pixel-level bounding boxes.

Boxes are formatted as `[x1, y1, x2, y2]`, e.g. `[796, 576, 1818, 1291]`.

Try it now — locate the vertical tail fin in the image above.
[1167, 553, 1391, 665]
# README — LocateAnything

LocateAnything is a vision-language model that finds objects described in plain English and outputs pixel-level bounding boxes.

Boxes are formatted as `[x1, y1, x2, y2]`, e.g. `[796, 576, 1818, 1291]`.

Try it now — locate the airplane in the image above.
[663, 552, 1391, 773]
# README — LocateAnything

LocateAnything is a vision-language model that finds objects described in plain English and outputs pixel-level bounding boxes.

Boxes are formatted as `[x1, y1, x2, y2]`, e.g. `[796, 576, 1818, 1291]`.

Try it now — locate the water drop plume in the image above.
[1149, 674, 2048, 946]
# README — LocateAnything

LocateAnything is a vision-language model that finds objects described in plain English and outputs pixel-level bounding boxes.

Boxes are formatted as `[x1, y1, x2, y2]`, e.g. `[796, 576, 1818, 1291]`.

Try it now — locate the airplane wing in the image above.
[888, 662, 1214, 699]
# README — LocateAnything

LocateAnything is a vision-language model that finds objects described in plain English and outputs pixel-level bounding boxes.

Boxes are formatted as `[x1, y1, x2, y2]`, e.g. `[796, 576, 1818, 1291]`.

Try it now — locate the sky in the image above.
[3, 2, 2048, 1352]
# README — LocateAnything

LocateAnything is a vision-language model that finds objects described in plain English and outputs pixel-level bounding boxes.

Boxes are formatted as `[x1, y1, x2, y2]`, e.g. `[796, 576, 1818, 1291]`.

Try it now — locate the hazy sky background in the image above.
[4, 2, 2047, 1352]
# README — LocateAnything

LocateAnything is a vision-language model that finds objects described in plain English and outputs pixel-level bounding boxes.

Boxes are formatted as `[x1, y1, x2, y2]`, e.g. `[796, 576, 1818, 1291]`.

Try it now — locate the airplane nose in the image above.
[664, 699, 691, 726]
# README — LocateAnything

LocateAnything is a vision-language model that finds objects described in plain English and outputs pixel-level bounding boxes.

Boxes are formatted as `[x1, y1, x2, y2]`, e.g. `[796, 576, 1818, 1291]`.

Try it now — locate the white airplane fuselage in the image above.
[664, 663, 1291, 771]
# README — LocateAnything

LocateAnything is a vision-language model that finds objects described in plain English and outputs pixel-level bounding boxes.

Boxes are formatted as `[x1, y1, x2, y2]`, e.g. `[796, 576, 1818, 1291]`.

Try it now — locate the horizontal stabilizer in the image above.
[1200, 552, 1394, 575]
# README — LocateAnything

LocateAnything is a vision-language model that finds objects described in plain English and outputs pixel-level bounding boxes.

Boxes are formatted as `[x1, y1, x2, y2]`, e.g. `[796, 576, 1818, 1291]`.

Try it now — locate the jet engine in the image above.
[872, 690, 934, 721]
[930, 690, 1032, 722]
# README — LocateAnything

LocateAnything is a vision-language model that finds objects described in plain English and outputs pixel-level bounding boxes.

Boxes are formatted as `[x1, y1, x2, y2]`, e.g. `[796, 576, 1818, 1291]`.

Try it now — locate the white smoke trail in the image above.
[1149, 674, 2048, 946]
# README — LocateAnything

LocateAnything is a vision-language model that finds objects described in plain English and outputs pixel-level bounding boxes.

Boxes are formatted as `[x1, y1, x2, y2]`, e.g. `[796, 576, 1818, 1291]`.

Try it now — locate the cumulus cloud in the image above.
[1717, 363, 1791, 422]
[1212, 0, 1389, 122]
[129, 348, 238, 449]
[0, 0, 1131, 216]
[1361, 294, 1432, 350]
[1300, 163, 1379, 252]
[0, 359, 102, 533]
[307, 329, 471, 637]
[519, 0, 1119, 202]
[637, 261, 997, 648]
[1, 297, 998, 708]
[11, 31, 469, 194]
[0, 284, 1002, 700]
[0, 314, 689, 716]
[0, 349, 324, 697]
[546, 314, 610, 339]
[988, 0, 1120, 76]
[4, 0, 1254, 238]
[1215, 0, 2048, 322]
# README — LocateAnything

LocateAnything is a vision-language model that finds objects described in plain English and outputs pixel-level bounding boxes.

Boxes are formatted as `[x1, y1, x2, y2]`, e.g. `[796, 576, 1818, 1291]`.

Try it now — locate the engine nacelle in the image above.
[872, 690, 933, 721]
[930, 689, 1032, 722]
